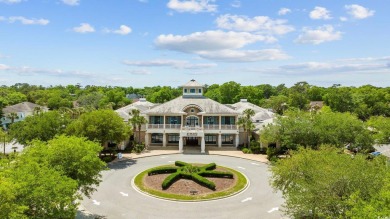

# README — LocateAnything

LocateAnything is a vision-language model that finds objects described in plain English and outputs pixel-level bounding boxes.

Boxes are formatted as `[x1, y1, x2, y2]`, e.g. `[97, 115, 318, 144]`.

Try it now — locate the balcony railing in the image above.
[165, 124, 181, 129]
[182, 126, 203, 131]
[148, 124, 165, 129]
[221, 124, 237, 130]
[203, 124, 219, 130]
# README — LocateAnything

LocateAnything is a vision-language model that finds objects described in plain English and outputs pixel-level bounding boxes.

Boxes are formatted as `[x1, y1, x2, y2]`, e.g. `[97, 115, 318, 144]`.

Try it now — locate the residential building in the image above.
[1, 102, 49, 129]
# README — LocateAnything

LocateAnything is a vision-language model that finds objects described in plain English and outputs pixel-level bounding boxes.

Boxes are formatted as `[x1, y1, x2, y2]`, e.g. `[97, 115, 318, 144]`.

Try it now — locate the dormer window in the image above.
[182, 79, 204, 97]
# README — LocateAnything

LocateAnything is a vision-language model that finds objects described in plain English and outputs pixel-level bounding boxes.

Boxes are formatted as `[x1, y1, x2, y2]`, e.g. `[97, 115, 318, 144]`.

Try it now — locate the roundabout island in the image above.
[77, 154, 285, 219]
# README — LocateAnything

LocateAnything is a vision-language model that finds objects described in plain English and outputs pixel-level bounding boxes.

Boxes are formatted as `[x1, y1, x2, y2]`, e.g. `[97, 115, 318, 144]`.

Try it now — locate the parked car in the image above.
[370, 151, 381, 156]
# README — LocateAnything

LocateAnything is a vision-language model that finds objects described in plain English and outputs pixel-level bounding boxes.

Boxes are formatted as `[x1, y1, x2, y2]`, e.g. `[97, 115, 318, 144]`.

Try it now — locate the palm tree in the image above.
[238, 108, 255, 148]
[129, 109, 148, 145]
[6, 112, 19, 124]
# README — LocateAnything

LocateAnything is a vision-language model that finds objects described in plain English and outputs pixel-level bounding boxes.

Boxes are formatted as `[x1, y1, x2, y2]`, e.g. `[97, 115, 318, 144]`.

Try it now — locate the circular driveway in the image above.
[78, 154, 285, 219]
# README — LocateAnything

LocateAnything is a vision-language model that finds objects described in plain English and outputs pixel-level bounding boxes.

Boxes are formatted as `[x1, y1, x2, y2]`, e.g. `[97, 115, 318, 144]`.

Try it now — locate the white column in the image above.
[163, 133, 167, 147]
[219, 115, 222, 130]
[201, 137, 206, 153]
[179, 136, 183, 152]
[218, 133, 222, 147]
[235, 133, 239, 148]
[145, 133, 149, 147]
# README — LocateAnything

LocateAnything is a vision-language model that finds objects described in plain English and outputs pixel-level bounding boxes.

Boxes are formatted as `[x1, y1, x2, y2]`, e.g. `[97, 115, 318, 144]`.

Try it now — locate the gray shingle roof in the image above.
[182, 79, 203, 88]
[115, 99, 155, 122]
[3, 102, 48, 114]
[145, 96, 239, 115]
[231, 101, 275, 121]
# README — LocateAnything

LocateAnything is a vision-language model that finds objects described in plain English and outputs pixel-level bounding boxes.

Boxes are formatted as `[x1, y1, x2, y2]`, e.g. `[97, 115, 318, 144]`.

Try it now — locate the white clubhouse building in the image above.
[116, 80, 274, 153]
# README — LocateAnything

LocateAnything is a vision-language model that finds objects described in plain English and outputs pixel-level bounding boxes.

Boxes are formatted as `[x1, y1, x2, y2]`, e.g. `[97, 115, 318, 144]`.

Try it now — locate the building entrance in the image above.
[185, 137, 198, 146]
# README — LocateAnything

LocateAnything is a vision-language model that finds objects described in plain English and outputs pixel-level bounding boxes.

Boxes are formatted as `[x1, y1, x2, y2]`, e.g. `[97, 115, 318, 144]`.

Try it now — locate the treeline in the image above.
[1, 81, 390, 120]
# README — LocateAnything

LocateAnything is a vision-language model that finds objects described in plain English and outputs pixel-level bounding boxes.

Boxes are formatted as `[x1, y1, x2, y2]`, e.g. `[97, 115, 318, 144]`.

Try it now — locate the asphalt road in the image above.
[77, 154, 286, 219]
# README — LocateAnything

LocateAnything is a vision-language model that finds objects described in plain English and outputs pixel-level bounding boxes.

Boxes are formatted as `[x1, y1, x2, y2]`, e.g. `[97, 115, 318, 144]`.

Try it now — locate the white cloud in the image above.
[278, 8, 291, 16]
[155, 30, 276, 53]
[123, 59, 217, 69]
[113, 25, 132, 35]
[197, 49, 289, 62]
[339, 17, 348, 22]
[309, 6, 332, 20]
[295, 25, 341, 45]
[1, 65, 93, 77]
[167, 0, 217, 13]
[8, 16, 49, 25]
[345, 4, 375, 19]
[128, 69, 151, 75]
[62, 0, 79, 6]
[0, 0, 22, 4]
[231, 0, 241, 8]
[0, 64, 10, 70]
[216, 14, 294, 35]
[73, 23, 95, 33]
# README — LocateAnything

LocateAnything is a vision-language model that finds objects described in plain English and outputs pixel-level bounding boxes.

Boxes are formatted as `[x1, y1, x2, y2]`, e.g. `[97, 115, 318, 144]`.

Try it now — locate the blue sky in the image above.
[0, 0, 389, 87]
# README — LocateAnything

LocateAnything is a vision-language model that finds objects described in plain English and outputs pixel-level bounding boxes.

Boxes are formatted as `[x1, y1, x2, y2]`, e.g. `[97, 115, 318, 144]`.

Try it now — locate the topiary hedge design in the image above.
[147, 161, 233, 190]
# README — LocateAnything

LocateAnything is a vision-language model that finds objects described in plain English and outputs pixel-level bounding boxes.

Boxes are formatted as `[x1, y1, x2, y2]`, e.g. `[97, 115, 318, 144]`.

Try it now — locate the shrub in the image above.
[242, 148, 252, 154]
[148, 167, 178, 176]
[202, 162, 216, 170]
[162, 172, 181, 190]
[267, 147, 280, 162]
[250, 141, 261, 154]
[132, 144, 144, 153]
[192, 174, 216, 190]
[200, 171, 233, 179]
[175, 161, 189, 167]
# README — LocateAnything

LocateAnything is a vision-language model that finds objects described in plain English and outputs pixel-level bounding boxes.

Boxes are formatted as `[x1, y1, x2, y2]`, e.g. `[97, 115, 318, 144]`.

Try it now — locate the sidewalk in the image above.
[120, 149, 269, 163]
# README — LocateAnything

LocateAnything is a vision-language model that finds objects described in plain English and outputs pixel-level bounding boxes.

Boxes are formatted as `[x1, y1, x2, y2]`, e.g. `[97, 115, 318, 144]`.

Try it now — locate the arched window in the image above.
[186, 116, 199, 127]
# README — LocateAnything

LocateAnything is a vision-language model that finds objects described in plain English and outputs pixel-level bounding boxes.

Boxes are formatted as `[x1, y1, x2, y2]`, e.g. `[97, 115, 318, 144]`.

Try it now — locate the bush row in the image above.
[202, 162, 216, 170]
[148, 167, 178, 176]
[200, 171, 233, 179]
[162, 172, 181, 190]
[192, 174, 216, 190]
[175, 161, 190, 167]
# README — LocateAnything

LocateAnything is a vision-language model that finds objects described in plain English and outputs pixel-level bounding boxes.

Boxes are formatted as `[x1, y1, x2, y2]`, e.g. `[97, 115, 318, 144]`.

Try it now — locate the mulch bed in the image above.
[143, 167, 237, 196]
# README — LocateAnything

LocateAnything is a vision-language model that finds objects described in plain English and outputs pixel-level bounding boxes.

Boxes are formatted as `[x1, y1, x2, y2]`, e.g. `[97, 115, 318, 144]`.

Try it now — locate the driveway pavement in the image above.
[77, 152, 285, 219]
[374, 144, 390, 157]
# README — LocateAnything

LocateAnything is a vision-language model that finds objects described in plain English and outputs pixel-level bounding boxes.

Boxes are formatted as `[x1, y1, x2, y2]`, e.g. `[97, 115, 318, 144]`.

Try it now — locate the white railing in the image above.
[203, 124, 220, 130]
[148, 124, 165, 129]
[182, 126, 203, 131]
[221, 125, 237, 130]
[164, 124, 181, 129]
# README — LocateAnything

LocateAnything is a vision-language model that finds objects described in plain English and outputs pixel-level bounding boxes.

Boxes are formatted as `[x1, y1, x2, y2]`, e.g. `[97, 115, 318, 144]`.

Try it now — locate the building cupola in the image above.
[182, 79, 204, 98]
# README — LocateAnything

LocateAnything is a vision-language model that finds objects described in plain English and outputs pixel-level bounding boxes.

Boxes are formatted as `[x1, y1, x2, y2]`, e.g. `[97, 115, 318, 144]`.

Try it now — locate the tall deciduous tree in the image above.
[66, 109, 131, 146]
[24, 135, 106, 197]
[271, 147, 389, 218]
[9, 111, 70, 145]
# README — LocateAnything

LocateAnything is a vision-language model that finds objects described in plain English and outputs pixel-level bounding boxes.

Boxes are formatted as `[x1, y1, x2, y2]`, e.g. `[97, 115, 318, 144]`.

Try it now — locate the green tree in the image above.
[367, 116, 390, 144]
[0, 157, 79, 218]
[219, 81, 241, 104]
[262, 95, 289, 115]
[24, 135, 106, 197]
[237, 108, 255, 147]
[6, 112, 19, 123]
[270, 147, 389, 218]
[129, 109, 148, 144]
[9, 111, 70, 145]
[66, 109, 131, 146]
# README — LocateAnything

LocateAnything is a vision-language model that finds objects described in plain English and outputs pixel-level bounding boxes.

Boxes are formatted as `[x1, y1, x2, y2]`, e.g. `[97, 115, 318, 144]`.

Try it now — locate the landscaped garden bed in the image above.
[133, 161, 248, 201]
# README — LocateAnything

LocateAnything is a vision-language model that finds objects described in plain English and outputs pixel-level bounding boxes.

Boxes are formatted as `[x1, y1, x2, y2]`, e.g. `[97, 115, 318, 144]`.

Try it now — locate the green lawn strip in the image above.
[134, 164, 247, 201]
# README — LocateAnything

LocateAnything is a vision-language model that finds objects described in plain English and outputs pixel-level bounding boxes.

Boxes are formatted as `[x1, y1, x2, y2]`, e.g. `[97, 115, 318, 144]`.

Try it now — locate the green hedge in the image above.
[202, 162, 216, 170]
[162, 172, 181, 190]
[192, 174, 216, 190]
[175, 161, 189, 167]
[148, 167, 178, 176]
[199, 171, 233, 179]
